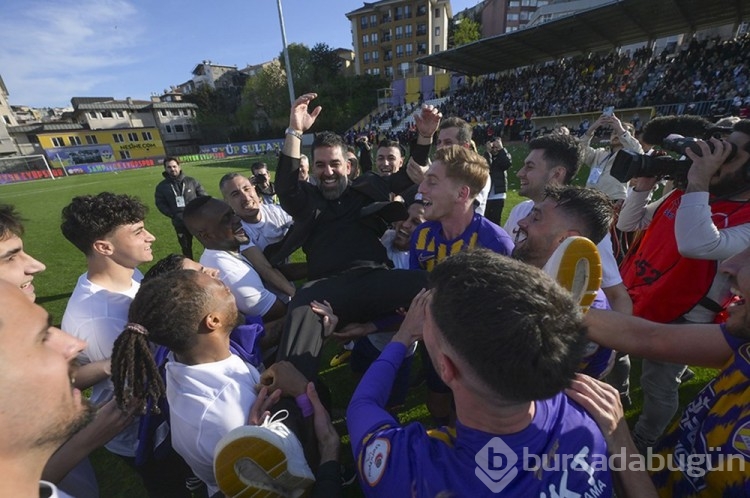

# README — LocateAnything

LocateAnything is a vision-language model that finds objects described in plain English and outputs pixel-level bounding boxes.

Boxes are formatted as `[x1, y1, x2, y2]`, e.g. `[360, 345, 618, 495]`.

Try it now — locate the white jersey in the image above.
[238, 204, 293, 251]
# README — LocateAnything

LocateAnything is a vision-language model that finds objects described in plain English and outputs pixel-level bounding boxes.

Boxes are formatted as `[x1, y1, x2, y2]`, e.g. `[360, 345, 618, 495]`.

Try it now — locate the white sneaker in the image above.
[542, 236, 602, 313]
[214, 410, 315, 498]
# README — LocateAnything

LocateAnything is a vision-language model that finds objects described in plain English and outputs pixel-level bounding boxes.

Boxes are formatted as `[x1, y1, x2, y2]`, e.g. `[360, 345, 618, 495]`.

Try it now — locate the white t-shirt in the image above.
[41, 480, 74, 498]
[504, 200, 623, 289]
[200, 249, 277, 317]
[166, 353, 260, 497]
[239, 204, 293, 252]
[61, 272, 141, 457]
[474, 176, 491, 215]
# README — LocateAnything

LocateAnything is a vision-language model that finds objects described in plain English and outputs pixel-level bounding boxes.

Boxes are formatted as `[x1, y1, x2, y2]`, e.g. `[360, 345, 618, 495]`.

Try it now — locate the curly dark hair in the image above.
[60, 192, 147, 255]
[0, 204, 24, 240]
[528, 134, 581, 184]
[428, 250, 588, 402]
[111, 270, 212, 413]
[143, 254, 185, 282]
[542, 185, 614, 244]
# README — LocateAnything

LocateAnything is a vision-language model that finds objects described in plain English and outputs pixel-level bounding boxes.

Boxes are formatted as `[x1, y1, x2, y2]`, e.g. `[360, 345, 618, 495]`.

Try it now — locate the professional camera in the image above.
[610, 136, 737, 183]
[252, 172, 268, 185]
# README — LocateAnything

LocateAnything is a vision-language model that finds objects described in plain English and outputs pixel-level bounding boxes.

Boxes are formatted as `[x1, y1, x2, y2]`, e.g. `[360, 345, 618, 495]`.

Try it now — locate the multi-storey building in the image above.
[480, 0, 550, 37]
[0, 76, 19, 156]
[346, 0, 451, 80]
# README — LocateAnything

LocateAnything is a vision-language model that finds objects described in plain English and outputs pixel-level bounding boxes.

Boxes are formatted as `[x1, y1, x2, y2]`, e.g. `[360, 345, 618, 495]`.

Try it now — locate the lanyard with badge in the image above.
[171, 182, 186, 208]
[587, 151, 614, 185]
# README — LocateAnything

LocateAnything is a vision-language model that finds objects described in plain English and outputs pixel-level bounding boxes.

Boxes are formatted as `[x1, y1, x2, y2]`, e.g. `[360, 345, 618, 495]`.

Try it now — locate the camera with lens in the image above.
[252, 173, 268, 185]
[611, 136, 737, 183]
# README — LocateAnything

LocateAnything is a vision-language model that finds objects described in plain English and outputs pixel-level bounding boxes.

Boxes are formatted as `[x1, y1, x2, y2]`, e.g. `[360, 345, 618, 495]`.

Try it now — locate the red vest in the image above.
[621, 190, 750, 323]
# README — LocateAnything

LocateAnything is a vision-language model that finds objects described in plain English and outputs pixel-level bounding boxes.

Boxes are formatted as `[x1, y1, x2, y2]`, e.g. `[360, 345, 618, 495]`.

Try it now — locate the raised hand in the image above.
[289, 93, 322, 133]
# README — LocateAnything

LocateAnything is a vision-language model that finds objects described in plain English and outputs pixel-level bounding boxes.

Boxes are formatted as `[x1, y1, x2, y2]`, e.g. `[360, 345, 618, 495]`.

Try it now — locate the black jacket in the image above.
[484, 148, 512, 195]
[154, 172, 207, 226]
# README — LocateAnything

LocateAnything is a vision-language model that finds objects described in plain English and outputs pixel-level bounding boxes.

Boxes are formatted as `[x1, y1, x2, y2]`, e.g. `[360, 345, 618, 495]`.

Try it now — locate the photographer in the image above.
[483, 137, 512, 225]
[582, 112, 643, 204]
[617, 118, 750, 452]
[250, 162, 277, 204]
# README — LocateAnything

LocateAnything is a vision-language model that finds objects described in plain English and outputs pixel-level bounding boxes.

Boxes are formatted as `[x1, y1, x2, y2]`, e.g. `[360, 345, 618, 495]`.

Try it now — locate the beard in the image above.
[317, 175, 348, 200]
[33, 398, 96, 449]
[709, 168, 749, 198]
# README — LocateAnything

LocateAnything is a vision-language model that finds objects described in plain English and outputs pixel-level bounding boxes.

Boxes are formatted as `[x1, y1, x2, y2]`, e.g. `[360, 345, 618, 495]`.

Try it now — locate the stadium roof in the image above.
[418, 0, 750, 75]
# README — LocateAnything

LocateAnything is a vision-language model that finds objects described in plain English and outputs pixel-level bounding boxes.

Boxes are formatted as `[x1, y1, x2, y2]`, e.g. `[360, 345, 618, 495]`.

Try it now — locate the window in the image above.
[382, 10, 391, 22]
[175, 124, 185, 133]
[85, 135, 98, 145]
[383, 29, 392, 42]
[435, 8, 440, 18]
[404, 5, 411, 18]
[51, 137, 65, 147]
[384, 49, 392, 61]
[182, 109, 189, 116]
[364, 52, 371, 63]
[417, 63, 426, 74]
[399, 62, 410, 77]
[434, 44, 440, 53]
[171, 109, 180, 116]
[396, 45, 404, 58]
[395, 26, 403, 39]
[520, 11, 530, 20]
[435, 26, 440, 36]
[417, 23, 427, 36]
[119, 150, 131, 159]
[509, 0, 520, 6]
[417, 5, 427, 16]
[405, 43, 413, 56]
[89, 112, 98, 119]
[68, 136, 82, 146]
[507, 13, 519, 21]
[127, 132, 139, 142]
[372, 50, 379, 61]
[102, 110, 114, 118]
[405, 24, 412, 37]
[371, 32, 378, 44]
[362, 34, 369, 47]
[113, 110, 124, 118]
[141, 131, 153, 141]
[370, 14, 377, 26]
[385, 66, 393, 78]
[165, 125, 172, 133]
[395, 6, 403, 20]
[160, 110, 168, 117]
[360, 16, 367, 29]
[372, 67, 380, 75]
[521, 0, 536, 6]
[417, 42, 427, 54]
[113, 133, 124, 143]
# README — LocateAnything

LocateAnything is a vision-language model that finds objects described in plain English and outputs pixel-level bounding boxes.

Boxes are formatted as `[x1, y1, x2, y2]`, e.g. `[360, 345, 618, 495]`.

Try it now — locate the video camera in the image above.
[610, 136, 737, 183]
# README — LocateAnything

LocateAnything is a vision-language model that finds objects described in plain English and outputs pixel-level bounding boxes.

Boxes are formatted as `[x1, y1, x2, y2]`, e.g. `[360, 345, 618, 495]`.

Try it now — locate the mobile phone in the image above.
[603, 106, 615, 117]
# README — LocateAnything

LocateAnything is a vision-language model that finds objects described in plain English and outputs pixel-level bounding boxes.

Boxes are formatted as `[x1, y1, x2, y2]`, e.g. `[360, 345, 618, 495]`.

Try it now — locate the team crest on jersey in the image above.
[731, 420, 750, 459]
[363, 438, 390, 486]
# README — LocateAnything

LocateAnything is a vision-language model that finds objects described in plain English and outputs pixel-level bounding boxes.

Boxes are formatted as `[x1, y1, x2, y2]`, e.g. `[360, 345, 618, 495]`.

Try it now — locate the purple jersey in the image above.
[652, 326, 750, 497]
[409, 212, 514, 271]
[579, 289, 615, 379]
[348, 343, 614, 497]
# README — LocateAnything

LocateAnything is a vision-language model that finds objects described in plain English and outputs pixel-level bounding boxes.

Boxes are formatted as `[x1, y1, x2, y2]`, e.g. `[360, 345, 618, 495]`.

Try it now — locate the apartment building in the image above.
[346, 0, 451, 80]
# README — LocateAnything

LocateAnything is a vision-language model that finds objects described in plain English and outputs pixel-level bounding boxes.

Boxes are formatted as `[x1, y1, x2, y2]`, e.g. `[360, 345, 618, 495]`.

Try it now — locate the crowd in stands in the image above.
[352, 34, 750, 145]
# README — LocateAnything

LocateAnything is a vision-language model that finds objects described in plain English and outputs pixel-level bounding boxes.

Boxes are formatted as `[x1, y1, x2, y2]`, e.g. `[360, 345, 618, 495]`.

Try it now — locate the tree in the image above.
[452, 18, 481, 47]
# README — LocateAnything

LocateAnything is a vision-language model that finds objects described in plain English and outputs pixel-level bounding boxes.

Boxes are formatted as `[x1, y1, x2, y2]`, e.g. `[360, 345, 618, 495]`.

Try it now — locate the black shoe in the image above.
[680, 368, 695, 383]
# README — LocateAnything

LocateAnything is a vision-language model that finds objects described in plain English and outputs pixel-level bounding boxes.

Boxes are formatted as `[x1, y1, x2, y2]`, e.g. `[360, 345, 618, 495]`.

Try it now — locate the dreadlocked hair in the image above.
[111, 324, 165, 415]
[111, 269, 211, 414]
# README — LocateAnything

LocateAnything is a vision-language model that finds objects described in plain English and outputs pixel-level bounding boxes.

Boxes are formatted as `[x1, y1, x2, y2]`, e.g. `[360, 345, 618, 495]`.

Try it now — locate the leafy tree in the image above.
[452, 17, 481, 47]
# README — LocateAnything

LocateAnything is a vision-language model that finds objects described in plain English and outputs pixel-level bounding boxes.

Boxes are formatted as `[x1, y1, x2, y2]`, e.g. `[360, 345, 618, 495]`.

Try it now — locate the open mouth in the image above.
[730, 287, 746, 306]
[515, 229, 528, 245]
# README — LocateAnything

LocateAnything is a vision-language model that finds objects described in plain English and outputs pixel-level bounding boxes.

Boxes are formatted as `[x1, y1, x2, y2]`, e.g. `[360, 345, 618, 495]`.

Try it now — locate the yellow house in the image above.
[38, 127, 165, 168]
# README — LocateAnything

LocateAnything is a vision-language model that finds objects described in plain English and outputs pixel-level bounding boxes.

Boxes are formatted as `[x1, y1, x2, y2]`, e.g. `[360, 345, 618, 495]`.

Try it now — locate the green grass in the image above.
[1, 144, 716, 497]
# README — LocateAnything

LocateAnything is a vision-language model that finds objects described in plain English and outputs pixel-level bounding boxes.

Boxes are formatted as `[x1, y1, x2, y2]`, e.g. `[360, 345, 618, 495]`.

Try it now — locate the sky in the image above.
[0, 0, 478, 109]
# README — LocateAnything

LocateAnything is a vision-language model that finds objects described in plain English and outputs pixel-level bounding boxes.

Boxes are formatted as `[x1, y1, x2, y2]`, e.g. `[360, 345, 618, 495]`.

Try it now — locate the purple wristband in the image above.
[295, 393, 313, 418]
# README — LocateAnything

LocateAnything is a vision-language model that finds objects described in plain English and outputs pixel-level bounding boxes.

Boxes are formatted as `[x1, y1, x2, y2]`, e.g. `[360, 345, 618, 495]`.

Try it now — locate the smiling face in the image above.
[512, 199, 570, 268]
[392, 203, 426, 251]
[221, 175, 261, 223]
[0, 233, 46, 301]
[196, 199, 249, 251]
[376, 146, 403, 176]
[101, 221, 155, 268]
[517, 149, 562, 201]
[720, 246, 750, 338]
[0, 281, 93, 454]
[418, 160, 462, 221]
[313, 146, 350, 200]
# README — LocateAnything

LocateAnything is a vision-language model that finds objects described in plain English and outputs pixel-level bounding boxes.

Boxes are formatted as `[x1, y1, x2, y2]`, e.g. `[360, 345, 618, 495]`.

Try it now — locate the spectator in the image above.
[251, 162, 277, 204]
[154, 157, 207, 260]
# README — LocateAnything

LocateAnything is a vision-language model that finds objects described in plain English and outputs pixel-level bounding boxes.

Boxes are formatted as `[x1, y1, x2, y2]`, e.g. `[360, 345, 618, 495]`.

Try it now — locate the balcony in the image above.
[416, 29, 427, 36]
[382, 35, 392, 42]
